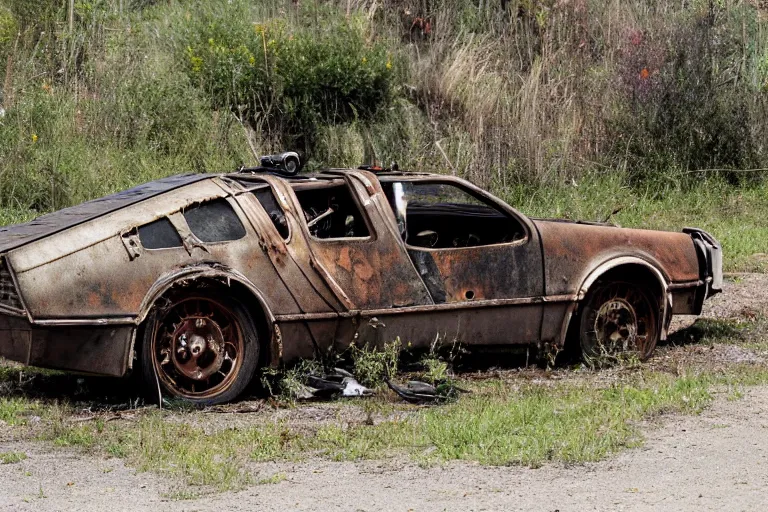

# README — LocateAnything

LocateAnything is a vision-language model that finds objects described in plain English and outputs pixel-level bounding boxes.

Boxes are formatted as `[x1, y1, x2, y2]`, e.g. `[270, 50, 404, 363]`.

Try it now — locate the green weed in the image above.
[0, 451, 27, 464]
[349, 337, 401, 388]
[257, 472, 287, 485]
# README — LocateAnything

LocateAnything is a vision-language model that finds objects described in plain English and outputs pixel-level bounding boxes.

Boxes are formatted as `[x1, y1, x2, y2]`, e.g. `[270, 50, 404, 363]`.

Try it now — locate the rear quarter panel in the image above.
[8, 180, 299, 319]
[534, 220, 700, 296]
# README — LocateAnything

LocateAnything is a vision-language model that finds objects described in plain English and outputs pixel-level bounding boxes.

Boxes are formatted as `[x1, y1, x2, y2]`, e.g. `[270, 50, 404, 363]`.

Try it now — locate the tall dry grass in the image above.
[0, 0, 765, 217]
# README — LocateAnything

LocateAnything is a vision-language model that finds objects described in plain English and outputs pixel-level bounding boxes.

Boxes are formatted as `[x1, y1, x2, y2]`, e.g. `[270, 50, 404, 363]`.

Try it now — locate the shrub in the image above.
[607, 5, 765, 184]
[350, 338, 402, 388]
[179, 1, 398, 152]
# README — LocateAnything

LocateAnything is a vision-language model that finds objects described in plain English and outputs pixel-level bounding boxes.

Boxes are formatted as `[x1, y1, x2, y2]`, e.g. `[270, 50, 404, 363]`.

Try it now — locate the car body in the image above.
[0, 168, 722, 403]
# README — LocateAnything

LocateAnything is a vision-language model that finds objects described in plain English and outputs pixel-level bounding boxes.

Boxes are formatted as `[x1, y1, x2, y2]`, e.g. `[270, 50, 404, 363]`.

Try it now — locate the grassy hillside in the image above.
[0, 0, 766, 269]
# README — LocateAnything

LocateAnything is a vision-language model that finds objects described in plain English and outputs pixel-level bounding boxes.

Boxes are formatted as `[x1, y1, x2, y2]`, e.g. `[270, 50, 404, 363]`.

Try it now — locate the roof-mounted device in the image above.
[238, 151, 302, 176]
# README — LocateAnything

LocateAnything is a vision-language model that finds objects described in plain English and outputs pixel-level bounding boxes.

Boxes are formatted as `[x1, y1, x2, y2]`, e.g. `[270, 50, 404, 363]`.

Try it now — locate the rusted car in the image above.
[0, 162, 722, 404]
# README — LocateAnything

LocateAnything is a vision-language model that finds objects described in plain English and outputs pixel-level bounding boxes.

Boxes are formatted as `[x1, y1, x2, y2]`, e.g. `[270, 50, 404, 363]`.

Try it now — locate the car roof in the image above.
[0, 173, 209, 254]
[228, 168, 437, 183]
[0, 168, 454, 254]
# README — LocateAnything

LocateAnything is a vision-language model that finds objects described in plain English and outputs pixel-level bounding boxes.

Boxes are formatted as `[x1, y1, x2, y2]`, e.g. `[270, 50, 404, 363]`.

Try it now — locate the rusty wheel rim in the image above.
[152, 296, 244, 399]
[589, 283, 655, 357]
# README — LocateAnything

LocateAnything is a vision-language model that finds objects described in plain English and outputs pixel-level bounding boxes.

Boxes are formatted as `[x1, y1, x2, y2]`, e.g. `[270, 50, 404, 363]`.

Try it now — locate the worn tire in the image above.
[140, 292, 259, 406]
[579, 280, 659, 367]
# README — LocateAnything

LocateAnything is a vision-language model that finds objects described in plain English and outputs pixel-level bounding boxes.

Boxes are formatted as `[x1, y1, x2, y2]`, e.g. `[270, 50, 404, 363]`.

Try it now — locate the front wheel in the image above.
[579, 281, 660, 367]
[140, 292, 260, 405]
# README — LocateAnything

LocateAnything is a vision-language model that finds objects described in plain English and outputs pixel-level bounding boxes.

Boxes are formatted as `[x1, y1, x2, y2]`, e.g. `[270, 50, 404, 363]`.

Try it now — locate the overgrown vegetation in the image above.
[0, 1, 766, 260]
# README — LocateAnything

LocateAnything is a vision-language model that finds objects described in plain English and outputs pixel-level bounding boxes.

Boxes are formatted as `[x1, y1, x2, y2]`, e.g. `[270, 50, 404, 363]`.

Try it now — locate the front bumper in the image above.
[684, 227, 723, 298]
[0, 314, 134, 377]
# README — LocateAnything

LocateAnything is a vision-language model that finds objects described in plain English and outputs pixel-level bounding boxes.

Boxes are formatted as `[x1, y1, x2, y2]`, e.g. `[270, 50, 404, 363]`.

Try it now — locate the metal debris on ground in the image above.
[385, 378, 467, 404]
[304, 368, 374, 399]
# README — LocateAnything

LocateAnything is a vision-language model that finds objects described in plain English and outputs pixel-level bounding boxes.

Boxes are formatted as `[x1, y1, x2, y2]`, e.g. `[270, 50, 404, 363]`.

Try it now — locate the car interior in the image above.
[381, 181, 525, 249]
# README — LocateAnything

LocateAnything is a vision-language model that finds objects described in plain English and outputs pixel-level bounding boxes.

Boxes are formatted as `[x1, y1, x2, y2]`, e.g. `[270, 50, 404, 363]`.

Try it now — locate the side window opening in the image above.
[183, 198, 246, 243]
[252, 188, 289, 239]
[382, 182, 525, 249]
[138, 217, 183, 249]
[294, 183, 370, 239]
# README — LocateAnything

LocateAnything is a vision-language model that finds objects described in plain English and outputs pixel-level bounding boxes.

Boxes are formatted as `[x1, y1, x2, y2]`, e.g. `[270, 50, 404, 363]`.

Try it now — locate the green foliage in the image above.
[421, 374, 712, 465]
[259, 359, 322, 401]
[349, 338, 402, 388]
[608, 5, 766, 182]
[502, 173, 768, 273]
[0, 6, 17, 51]
[422, 358, 449, 384]
[0, 0, 251, 213]
[0, 451, 27, 464]
[3, 0, 60, 31]
[179, 1, 397, 151]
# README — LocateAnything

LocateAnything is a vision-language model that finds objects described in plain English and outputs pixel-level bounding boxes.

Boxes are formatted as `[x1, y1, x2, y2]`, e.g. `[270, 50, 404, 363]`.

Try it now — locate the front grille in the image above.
[0, 257, 22, 311]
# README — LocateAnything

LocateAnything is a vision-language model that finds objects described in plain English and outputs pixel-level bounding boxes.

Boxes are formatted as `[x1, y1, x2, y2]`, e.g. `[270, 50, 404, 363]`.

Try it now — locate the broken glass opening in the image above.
[183, 199, 246, 243]
[295, 183, 370, 239]
[382, 182, 525, 248]
[252, 188, 289, 239]
[138, 217, 183, 249]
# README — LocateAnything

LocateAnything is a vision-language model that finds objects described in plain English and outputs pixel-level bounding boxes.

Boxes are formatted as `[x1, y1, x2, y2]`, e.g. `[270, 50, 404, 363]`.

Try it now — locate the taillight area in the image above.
[0, 256, 23, 312]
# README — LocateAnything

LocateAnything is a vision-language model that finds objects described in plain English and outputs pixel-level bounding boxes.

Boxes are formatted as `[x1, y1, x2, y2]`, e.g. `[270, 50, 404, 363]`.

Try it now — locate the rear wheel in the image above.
[141, 292, 259, 405]
[579, 281, 659, 367]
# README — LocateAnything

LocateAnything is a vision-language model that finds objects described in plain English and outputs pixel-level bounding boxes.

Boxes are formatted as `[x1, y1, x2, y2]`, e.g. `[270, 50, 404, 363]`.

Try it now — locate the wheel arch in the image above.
[137, 264, 279, 368]
[559, 256, 671, 351]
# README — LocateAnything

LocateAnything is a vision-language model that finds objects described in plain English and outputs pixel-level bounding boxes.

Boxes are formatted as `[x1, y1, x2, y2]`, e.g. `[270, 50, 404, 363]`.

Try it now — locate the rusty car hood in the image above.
[0, 174, 209, 254]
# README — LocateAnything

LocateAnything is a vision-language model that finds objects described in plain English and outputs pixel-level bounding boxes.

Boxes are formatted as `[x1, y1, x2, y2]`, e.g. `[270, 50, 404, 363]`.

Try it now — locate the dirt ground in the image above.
[3, 386, 767, 511]
[1, 274, 768, 512]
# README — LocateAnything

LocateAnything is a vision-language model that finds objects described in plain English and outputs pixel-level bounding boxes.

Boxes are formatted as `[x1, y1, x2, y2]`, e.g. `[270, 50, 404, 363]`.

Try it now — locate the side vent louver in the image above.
[0, 257, 22, 311]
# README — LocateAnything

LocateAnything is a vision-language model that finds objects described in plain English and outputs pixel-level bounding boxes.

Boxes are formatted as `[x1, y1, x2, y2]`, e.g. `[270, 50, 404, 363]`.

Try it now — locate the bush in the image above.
[607, 5, 766, 184]
[179, 1, 398, 152]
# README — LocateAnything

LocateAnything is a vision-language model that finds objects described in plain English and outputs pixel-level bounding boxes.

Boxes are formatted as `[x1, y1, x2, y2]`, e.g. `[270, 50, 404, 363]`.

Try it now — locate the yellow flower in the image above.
[31, 133, 38, 143]
[362, 57, 367, 64]
[386, 59, 392, 70]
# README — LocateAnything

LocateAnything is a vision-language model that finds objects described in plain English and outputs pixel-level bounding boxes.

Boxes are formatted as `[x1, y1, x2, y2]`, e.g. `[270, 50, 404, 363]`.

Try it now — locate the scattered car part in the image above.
[306, 369, 374, 398]
[386, 378, 464, 404]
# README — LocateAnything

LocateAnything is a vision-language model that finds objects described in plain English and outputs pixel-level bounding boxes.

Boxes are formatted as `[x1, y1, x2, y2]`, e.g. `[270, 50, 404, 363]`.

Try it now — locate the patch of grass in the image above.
[50, 425, 96, 448]
[311, 372, 713, 466]
[5, 362, 768, 493]
[669, 318, 748, 347]
[309, 417, 425, 461]
[349, 337, 401, 388]
[0, 451, 27, 464]
[674, 316, 768, 353]
[0, 397, 40, 426]
[257, 472, 287, 485]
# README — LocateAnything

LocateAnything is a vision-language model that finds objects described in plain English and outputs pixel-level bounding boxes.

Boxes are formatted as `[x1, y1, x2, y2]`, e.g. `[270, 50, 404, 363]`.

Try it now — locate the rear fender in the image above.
[137, 263, 279, 365]
[572, 256, 670, 342]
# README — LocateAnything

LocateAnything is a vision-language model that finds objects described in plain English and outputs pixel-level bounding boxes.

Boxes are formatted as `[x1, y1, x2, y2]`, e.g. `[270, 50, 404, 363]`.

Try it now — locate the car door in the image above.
[267, 171, 436, 352]
[378, 177, 546, 346]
